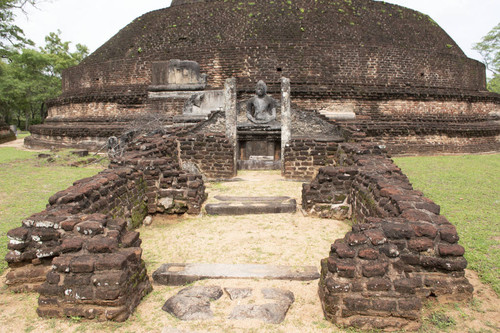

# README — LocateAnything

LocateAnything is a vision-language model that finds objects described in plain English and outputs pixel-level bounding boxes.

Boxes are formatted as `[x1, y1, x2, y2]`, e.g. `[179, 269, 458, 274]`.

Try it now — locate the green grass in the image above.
[0, 147, 106, 273]
[16, 131, 30, 139]
[0, 147, 37, 163]
[393, 154, 500, 295]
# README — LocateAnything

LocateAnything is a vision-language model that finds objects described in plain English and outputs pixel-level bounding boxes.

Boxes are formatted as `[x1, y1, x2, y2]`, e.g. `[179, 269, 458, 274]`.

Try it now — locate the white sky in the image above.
[13, 0, 500, 67]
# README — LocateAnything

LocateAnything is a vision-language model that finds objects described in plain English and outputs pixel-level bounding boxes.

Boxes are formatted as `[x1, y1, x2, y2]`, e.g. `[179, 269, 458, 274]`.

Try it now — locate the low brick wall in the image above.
[283, 138, 340, 180]
[0, 120, 15, 144]
[303, 143, 473, 330]
[5, 133, 206, 321]
[179, 133, 235, 180]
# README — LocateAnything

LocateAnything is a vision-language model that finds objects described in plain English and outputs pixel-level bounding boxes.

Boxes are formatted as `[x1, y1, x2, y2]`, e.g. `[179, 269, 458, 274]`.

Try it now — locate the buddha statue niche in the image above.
[246, 80, 277, 124]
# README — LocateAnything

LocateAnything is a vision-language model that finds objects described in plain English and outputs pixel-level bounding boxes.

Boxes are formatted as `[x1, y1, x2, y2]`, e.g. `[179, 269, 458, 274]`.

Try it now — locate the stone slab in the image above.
[237, 159, 281, 170]
[205, 198, 296, 215]
[213, 196, 291, 202]
[153, 263, 320, 286]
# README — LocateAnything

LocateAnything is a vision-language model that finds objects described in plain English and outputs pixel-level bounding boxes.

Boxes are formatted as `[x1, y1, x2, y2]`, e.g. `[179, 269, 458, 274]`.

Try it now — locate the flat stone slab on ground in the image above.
[228, 288, 295, 324]
[213, 196, 291, 202]
[205, 196, 296, 215]
[162, 286, 223, 321]
[153, 263, 320, 286]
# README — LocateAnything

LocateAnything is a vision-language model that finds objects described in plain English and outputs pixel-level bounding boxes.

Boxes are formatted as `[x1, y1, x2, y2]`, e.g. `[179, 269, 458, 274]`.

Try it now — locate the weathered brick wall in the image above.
[47, 102, 149, 119]
[303, 143, 473, 330]
[5, 167, 152, 321]
[75, 1, 486, 94]
[110, 135, 206, 215]
[179, 133, 235, 180]
[283, 138, 340, 180]
[5, 134, 206, 321]
[0, 119, 15, 144]
[61, 60, 151, 93]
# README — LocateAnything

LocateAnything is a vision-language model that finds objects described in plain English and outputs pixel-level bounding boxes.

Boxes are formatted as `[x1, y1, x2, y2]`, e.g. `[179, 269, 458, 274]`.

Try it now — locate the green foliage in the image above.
[487, 74, 500, 93]
[0, 0, 37, 55]
[394, 154, 500, 295]
[473, 22, 500, 93]
[0, 30, 88, 128]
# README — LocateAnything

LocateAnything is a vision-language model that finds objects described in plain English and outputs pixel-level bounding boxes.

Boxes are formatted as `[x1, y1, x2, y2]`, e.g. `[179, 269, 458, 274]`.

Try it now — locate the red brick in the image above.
[439, 225, 459, 243]
[347, 233, 368, 246]
[438, 243, 465, 257]
[331, 241, 356, 258]
[364, 228, 387, 245]
[358, 248, 379, 260]
[408, 237, 434, 252]
[362, 262, 388, 277]
[366, 278, 391, 291]
[70, 255, 95, 273]
[95, 254, 127, 271]
[411, 222, 438, 238]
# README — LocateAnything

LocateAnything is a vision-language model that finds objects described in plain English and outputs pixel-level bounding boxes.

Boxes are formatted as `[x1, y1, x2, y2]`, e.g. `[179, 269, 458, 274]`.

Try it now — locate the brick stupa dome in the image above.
[71, 0, 486, 95]
[27, 0, 499, 153]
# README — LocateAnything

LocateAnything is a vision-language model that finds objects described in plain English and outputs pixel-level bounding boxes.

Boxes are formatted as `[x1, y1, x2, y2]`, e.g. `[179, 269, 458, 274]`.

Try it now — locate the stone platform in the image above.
[205, 196, 296, 215]
[152, 263, 320, 285]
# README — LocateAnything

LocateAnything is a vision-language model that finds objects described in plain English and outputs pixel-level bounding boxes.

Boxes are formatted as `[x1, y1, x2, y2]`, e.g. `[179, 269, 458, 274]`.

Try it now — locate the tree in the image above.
[0, 0, 37, 56]
[0, 31, 88, 129]
[473, 22, 500, 94]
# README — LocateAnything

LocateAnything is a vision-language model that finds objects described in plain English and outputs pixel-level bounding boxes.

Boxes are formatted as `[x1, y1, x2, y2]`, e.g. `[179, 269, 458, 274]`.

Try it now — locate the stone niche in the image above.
[237, 124, 281, 170]
[236, 80, 283, 170]
[149, 59, 207, 91]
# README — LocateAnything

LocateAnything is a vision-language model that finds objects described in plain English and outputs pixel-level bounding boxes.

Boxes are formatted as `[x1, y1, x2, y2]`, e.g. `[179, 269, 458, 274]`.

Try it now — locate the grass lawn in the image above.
[393, 154, 500, 295]
[0, 147, 107, 273]
[16, 131, 31, 139]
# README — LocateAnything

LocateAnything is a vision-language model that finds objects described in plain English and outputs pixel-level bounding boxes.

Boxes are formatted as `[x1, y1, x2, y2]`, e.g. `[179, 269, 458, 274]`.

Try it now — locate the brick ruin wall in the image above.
[179, 134, 235, 180]
[4, 134, 477, 328]
[5, 134, 207, 321]
[0, 118, 16, 144]
[302, 143, 473, 330]
[283, 138, 339, 180]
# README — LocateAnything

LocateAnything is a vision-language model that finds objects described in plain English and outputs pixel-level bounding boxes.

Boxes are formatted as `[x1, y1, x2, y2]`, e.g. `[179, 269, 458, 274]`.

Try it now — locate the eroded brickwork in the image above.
[303, 143, 473, 330]
[179, 133, 235, 180]
[0, 118, 15, 144]
[5, 134, 206, 321]
[283, 138, 340, 180]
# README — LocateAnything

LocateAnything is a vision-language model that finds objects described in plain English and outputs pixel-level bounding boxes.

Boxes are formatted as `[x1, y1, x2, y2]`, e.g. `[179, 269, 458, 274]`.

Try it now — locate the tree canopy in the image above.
[0, 0, 37, 56]
[0, 31, 88, 129]
[473, 22, 500, 94]
[0, 1, 88, 128]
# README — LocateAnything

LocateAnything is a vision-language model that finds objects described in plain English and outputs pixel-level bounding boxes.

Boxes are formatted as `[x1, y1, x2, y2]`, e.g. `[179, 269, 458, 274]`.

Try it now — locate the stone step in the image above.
[152, 263, 320, 286]
[205, 196, 296, 215]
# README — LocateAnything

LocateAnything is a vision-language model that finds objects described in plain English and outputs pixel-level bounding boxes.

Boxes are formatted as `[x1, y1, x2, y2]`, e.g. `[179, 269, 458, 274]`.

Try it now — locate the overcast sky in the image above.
[14, 0, 500, 67]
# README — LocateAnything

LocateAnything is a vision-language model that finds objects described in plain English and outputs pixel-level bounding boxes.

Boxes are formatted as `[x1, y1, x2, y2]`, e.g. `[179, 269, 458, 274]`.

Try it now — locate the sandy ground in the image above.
[0, 171, 499, 332]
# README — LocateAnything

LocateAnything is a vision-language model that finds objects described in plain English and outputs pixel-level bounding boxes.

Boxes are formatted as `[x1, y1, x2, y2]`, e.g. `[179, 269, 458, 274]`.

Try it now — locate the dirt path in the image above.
[0, 137, 46, 152]
[0, 170, 499, 332]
